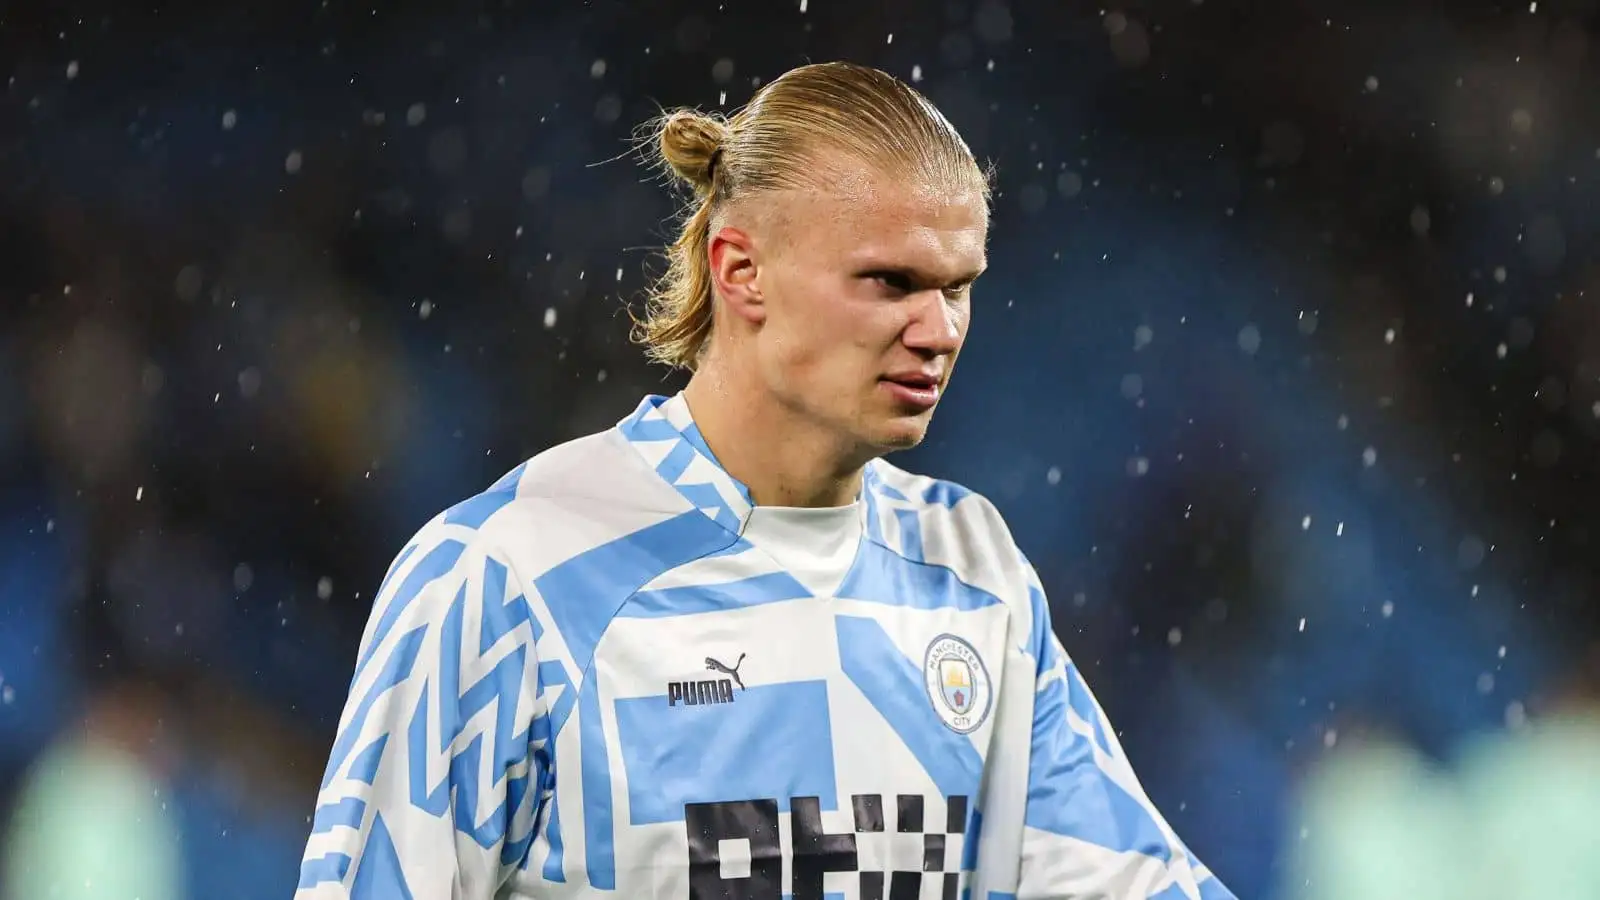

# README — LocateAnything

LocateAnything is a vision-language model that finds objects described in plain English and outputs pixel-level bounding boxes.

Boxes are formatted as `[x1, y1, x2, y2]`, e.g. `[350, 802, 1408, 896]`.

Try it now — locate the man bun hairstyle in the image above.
[635, 61, 989, 371]
[657, 110, 731, 198]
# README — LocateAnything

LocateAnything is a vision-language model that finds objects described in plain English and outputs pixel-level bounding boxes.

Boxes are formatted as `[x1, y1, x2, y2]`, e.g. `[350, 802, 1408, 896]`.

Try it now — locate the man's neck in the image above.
[682, 371, 867, 509]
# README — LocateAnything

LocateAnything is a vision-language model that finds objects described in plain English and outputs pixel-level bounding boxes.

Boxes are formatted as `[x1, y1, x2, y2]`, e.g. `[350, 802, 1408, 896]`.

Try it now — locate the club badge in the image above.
[923, 634, 992, 734]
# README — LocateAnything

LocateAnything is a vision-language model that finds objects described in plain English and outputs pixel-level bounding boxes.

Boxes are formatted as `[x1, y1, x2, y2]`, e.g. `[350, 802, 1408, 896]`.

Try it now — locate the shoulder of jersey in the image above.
[866, 458, 1032, 603]
[411, 428, 694, 579]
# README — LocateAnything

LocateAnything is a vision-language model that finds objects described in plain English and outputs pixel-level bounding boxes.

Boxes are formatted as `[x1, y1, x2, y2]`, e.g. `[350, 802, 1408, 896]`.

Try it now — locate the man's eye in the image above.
[874, 273, 914, 293]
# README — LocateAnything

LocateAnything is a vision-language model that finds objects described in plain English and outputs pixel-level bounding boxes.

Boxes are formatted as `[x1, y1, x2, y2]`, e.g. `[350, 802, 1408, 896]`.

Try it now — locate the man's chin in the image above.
[867, 415, 933, 453]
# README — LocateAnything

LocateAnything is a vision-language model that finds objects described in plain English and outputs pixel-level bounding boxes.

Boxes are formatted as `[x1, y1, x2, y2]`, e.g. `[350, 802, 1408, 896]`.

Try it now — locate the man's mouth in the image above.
[881, 372, 940, 389]
[880, 373, 943, 409]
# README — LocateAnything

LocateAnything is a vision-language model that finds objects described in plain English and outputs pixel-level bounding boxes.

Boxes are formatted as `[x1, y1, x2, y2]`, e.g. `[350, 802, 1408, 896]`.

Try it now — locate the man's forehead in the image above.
[807, 162, 983, 219]
[795, 165, 985, 241]
[835, 185, 988, 271]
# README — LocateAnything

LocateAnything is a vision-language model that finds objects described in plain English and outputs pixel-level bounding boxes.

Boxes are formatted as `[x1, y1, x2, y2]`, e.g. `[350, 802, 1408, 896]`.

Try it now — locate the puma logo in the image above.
[667, 653, 746, 707]
[704, 653, 746, 691]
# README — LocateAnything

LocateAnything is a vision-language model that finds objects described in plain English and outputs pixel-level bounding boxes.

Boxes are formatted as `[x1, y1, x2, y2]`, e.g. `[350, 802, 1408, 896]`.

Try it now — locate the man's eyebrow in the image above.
[854, 263, 987, 285]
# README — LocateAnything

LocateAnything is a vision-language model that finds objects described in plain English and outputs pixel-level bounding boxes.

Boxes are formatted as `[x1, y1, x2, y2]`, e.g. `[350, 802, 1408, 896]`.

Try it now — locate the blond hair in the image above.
[634, 61, 990, 371]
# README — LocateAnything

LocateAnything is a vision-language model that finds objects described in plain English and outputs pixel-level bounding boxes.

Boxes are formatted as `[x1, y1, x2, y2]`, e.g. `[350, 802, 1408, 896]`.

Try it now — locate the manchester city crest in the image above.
[923, 634, 992, 734]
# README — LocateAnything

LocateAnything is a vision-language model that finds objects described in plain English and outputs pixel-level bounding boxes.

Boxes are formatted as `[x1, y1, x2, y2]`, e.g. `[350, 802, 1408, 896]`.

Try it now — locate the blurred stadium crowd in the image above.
[3, 0, 1600, 897]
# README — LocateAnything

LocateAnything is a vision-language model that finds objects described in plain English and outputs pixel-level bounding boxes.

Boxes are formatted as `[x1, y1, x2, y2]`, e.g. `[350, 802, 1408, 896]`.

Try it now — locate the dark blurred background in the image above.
[3, 0, 1599, 897]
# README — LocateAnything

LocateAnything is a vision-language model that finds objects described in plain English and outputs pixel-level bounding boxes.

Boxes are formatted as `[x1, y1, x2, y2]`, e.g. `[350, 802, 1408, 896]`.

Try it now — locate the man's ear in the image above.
[708, 225, 764, 325]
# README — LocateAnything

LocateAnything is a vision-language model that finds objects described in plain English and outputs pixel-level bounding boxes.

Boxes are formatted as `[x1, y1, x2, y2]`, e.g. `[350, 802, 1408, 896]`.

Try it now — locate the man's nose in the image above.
[901, 291, 964, 355]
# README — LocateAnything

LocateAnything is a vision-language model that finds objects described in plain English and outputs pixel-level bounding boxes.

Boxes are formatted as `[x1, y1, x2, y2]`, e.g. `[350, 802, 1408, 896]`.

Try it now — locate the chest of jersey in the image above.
[524, 589, 1013, 900]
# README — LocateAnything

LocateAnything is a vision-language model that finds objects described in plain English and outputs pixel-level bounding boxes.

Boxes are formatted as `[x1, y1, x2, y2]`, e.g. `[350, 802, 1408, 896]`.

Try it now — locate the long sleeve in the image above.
[973, 559, 1235, 900]
[295, 521, 545, 899]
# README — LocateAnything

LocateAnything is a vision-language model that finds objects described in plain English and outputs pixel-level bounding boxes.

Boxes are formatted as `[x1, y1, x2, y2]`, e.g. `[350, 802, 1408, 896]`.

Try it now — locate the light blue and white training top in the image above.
[295, 393, 1234, 900]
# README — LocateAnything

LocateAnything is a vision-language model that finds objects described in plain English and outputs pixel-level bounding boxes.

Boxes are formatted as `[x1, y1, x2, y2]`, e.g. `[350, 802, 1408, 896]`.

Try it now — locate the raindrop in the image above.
[66, 60, 79, 80]
[1364, 75, 1379, 92]
[427, 128, 468, 175]
[1237, 324, 1262, 355]
[1046, 466, 1061, 486]
[237, 368, 262, 399]
[1018, 183, 1047, 214]
[317, 577, 334, 600]
[974, 1, 1014, 43]
[1126, 456, 1150, 477]
[221, 109, 238, 130]
[1508, 317, 1535, 349]
[142, 364, 165, 396]
[1362, 446, 1378, 467]
[285, 150, 304, 174]
[406, 103, 427, 127]
[543, 307, 558, 329]
[175, 265, 204, 301]
[1119, 374, 1144, 399]
[419, 299, 434, 320]
[1167, 627, 1183, 647]
[940, 32, 975, 66]
[233, 564, 254, 593]
[590, 59, 607, 79]
[521, 167, 552, 201]
[1506, 701, 1527, 729]
[441, 208, 472, 243]
[1133, 324, 1153, 350]
[1108, 18, 1150, 68]
[1409, 205, 1431, 236]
